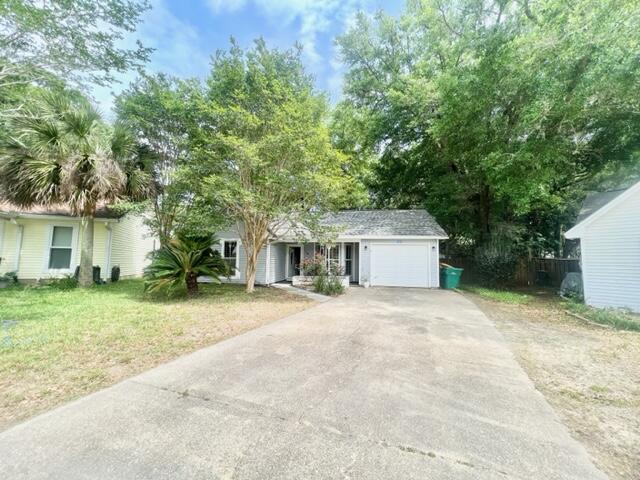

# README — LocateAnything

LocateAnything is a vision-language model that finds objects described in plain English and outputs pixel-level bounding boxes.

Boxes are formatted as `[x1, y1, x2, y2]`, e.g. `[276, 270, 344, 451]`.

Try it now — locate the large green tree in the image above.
[183, 40, 365, 292]
[114, 74, 218, 244]
[0, 0, 151, 88]
[336, 0, 640, 255]
[0, 90, 150, 286]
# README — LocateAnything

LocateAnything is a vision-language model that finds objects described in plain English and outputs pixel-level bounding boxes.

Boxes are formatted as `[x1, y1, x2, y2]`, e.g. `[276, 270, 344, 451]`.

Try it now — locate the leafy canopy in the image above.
[180, 39, 365, 291]
[114, 74, 220, 243]
[336, 0, 640, 254]
[0, 0, 151, 87]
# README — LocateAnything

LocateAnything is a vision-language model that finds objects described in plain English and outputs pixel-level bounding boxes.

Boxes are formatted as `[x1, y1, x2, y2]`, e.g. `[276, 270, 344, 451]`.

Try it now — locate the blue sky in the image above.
[94, 0, 403, 115]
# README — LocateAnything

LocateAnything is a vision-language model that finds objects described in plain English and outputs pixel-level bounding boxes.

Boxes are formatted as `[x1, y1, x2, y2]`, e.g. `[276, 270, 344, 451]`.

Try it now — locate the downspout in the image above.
[0, 220, 5, 271]
[13, 220, 23, 272]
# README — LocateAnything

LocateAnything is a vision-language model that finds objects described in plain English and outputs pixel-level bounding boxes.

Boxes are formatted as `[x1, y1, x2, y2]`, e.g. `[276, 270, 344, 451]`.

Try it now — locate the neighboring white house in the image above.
[565, 181, 640, 313]
[0, 203, 156, 282]
[210, 209, 448, 288]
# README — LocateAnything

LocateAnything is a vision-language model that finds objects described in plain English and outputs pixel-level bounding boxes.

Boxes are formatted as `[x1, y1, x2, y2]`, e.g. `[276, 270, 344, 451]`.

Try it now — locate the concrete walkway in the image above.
[270, 281, 332, 302]
[0, 288, 606, 479]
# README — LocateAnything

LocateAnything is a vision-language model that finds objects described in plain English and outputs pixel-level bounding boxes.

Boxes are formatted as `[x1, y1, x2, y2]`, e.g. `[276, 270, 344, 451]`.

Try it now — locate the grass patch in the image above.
[564, 300, 640, 332]
[0, 279, 312, 429]
[459, 285, 532, 305]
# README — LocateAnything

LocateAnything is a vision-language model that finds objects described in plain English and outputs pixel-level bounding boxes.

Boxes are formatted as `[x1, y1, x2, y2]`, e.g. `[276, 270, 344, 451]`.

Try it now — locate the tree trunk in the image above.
[185, 271, 199, 297]
[245, 248, 259, 293]
[478, 184, 491, 243]
[79, 216, 94, 288]
[242, 217, 269, 294]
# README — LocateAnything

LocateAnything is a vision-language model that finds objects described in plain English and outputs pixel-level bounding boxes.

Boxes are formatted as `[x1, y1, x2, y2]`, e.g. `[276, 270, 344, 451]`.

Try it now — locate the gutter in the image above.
[3, 212, 121, 223]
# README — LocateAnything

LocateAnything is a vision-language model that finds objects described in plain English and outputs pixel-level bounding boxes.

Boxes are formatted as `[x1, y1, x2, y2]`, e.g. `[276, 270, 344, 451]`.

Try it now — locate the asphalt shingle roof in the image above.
[0, 202, 121, 219]
[321, 209, 447, 237]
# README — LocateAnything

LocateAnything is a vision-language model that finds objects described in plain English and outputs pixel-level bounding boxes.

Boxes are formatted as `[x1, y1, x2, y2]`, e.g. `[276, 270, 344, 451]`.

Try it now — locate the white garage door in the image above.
[370, 243, 435, 288]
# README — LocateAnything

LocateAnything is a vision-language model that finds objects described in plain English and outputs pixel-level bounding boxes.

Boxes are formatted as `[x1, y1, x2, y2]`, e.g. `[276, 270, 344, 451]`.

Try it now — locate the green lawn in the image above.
[459, 285, 533, 305]
[0, 280, 312, 430]
[564, 300, 640, 332]
[460, 283, 640, 333]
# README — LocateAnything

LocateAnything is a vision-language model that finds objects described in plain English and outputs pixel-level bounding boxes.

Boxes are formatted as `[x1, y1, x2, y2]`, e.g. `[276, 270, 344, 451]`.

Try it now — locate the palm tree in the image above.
[0, 90, 150, 287]
[144, 236, 229, 297]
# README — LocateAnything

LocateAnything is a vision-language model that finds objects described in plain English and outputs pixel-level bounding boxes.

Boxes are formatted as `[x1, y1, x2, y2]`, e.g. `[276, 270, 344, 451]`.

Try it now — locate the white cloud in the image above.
[93, 0, 209, 117]
[207, 0, 247, 13]
[207, 0, 371, 67]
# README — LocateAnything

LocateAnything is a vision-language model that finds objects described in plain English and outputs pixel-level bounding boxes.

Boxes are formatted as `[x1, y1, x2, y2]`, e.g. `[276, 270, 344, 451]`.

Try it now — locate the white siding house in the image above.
[0, 204, 156, 281]
[565, 181, 640, 313]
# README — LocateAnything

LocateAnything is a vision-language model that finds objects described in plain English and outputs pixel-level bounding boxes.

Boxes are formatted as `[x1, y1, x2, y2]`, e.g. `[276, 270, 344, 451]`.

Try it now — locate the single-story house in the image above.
[565, 180, 640, 313]
[0, 203, 156, 282]
[212, 209, 448, 288]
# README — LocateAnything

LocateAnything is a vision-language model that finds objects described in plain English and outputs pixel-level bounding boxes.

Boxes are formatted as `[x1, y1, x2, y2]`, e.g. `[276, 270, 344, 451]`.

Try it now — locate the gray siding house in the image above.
[210, 209, 448, 288]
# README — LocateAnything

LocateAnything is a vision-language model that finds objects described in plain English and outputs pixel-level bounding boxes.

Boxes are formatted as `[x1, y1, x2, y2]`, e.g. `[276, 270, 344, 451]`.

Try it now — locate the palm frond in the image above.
[1, 89, 149, 215]
[62, 104, 100, 141]
[111, 122, 138, 160]
[144, 236, 227, 296]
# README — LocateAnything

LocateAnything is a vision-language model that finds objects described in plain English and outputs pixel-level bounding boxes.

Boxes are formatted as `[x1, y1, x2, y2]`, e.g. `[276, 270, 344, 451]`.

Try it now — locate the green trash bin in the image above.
[440, 265, 464, 289]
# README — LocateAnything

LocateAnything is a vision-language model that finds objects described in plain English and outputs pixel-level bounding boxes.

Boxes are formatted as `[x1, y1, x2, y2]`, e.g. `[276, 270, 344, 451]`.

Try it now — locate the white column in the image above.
[265, 243, 271, 284]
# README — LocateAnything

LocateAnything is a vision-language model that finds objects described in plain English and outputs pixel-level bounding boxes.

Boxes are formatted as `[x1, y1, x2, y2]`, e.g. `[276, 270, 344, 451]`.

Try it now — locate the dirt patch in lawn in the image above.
[464, 290, 640, 480]
[0, 281, 313, 431]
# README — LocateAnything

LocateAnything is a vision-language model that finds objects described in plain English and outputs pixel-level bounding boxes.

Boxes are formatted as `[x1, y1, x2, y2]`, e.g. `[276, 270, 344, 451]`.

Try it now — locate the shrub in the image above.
[313, 274, 345, 296]
[45, 275, 78, 290]
[144, 236, 228, 297]
[474, 244, 517, 287]
[299, 253, 327, 276]
[0, 271, 18, 284]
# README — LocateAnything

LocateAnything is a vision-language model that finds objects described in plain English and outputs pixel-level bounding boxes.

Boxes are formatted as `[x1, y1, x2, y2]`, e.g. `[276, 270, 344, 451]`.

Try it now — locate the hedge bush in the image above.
[474, 245, 517, 287]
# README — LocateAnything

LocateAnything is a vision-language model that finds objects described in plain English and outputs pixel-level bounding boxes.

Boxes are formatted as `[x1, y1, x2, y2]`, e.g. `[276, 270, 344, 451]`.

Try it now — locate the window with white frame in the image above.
[326, 245, 339, 272]
[315, 243, 340, 273]
[49, 226, 74, 269]
[222, 240, 239, 276]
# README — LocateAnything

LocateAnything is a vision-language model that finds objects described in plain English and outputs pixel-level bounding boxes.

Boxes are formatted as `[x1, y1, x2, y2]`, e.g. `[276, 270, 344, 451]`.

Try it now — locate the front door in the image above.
[345, 244, 353, 281]
[287, 246, 302, 279]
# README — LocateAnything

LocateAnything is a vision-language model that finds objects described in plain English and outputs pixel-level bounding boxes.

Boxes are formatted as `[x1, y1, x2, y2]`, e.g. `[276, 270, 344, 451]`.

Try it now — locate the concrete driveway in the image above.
[0, 288, 605, 479]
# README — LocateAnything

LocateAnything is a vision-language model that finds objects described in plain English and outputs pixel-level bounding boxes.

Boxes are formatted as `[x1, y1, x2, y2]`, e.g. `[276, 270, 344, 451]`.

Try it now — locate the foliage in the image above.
[182, 39, 363, 292]
[144, 236, 228, 297]
[0, 271, 18, 284]
[114, 74, 222, 243]
[0, 89, 151, 286]
[0, 89, 150, 215]
[0, 0, 151, 88]
[565, 301, 640, 332]
[299, 253, 327, 276]
[474, 244, 518, 288]
[313, 274, 345, 296]
[461, 285, 531, 305]
[43, 275, 79, 291]
[335, 0, 640, 256]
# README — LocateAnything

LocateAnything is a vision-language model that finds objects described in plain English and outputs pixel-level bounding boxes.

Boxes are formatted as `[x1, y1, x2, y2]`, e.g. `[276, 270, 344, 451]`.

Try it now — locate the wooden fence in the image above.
[444, 256, 581, 288]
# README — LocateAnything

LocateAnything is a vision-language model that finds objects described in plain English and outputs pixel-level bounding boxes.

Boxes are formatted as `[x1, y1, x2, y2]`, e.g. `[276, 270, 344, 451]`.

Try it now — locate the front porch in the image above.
[276, 242, 360, 285]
